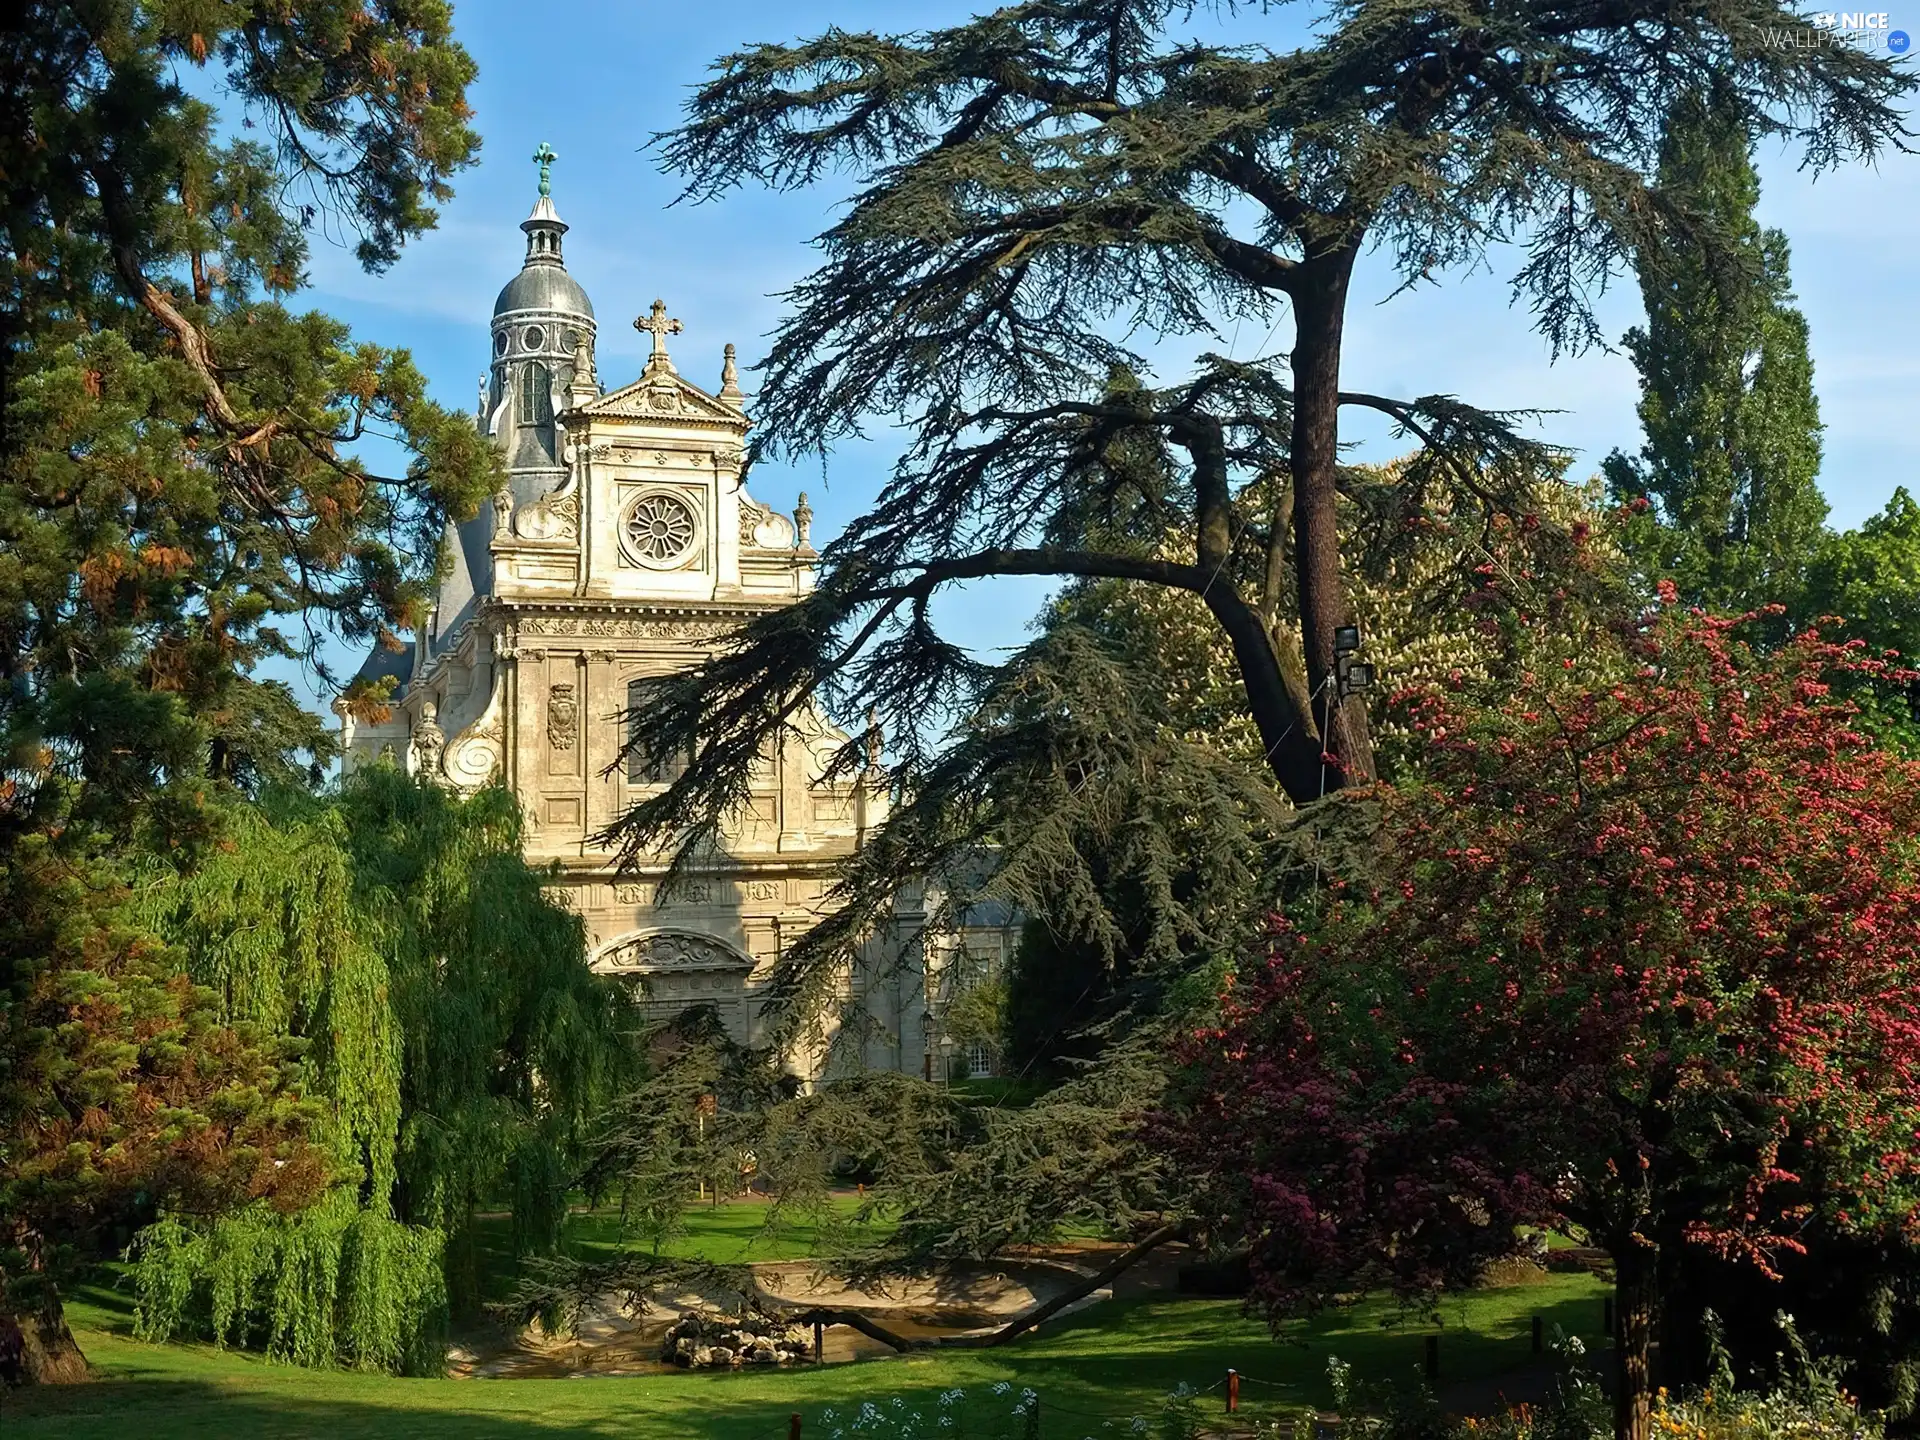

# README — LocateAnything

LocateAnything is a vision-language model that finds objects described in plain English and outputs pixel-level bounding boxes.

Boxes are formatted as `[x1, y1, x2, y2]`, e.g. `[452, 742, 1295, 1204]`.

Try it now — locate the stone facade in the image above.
[337, 167, 1010, 1083]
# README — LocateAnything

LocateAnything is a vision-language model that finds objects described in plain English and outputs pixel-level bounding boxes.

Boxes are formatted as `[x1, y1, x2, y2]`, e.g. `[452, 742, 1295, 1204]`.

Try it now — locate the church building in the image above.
[336, 156, 1013, 1082]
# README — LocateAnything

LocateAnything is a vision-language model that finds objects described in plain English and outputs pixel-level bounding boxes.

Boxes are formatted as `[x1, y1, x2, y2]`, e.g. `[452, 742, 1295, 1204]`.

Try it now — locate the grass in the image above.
[469, 1195, 884, 1300]
[2, 1263, 1610, 1440]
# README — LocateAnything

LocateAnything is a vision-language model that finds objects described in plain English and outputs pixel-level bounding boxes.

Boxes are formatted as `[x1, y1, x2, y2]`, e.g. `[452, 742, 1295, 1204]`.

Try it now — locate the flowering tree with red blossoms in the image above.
[1164, 608, 1920, 1440]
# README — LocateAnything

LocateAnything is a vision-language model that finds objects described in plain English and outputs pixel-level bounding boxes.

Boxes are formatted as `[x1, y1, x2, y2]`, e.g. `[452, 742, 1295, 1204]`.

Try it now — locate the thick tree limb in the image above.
[777, 1225, 1184, 1354]
[983, 1225, 1182, 1347]
[93, 169, 281, 452]
[870, 548, 1323, 797]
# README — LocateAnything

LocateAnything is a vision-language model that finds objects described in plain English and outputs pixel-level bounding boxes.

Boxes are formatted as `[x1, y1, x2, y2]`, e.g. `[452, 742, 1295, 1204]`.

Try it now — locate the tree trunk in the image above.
[1289, 244, 1376, 790]
[1184, 426, 1326, 802]
[1613, 1241, 1658, 1440]
[781, 1226, 1183, 1354]
[1205, 588, 1329, 803]
[983, 1224, 1180, 1347]
[0, 1298, 89, 1388]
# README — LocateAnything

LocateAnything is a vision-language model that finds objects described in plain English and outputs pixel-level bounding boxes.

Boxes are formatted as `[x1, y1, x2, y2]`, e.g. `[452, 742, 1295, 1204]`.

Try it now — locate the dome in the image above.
[493, 264, 593, 320]
[492, 193, 593, 321]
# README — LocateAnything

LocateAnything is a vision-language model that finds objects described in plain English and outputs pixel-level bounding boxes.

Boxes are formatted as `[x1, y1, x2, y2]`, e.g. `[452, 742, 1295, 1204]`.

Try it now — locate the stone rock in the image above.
[655, 1309, 820, 1369]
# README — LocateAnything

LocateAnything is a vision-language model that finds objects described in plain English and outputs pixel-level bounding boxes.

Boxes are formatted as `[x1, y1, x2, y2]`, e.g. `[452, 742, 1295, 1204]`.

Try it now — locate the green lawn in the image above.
[470, 1195, 884, 1295]
[2, 1267, 1610, 1440]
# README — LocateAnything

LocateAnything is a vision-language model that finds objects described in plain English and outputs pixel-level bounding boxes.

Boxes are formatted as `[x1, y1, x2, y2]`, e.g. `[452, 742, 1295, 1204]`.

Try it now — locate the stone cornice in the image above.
[539, 853, 859, 880]
[483, 596, 783, 627]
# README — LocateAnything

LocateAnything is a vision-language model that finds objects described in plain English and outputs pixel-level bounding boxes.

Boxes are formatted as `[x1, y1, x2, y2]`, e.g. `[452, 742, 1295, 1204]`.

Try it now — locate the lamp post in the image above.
[1333, 625, 1374, 702]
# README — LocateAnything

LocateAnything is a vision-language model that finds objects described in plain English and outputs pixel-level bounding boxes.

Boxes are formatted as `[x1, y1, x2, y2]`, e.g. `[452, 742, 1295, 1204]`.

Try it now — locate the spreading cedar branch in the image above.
[628, 0, 1912, 823]
[1161, 606, 1920, 1440]
[600, 360, 1567, 1029]
[504, 1015, 1182, 1349]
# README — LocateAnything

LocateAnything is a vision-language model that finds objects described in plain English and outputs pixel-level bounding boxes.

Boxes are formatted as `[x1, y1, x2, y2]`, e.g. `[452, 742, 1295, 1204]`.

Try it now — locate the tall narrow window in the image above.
[517, 362, 551, 425]
[625, 678, 687, 784]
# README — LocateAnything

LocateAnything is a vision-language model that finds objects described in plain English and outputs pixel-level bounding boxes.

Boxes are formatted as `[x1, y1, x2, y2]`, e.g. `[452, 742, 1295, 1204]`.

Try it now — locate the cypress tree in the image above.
[1605, 84, 1829, 616]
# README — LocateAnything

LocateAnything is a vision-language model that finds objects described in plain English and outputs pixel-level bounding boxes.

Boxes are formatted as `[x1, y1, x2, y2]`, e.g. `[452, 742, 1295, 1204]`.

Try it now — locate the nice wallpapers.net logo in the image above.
[1758, 11, 1912, 49]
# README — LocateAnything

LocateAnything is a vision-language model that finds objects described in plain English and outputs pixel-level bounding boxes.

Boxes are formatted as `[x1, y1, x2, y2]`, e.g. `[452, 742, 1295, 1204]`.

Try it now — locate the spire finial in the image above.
[719, 342, 744, 403]
[634, 299, 683, 369]
[794, 490, 814, 548]
[532, 141, 558, 198]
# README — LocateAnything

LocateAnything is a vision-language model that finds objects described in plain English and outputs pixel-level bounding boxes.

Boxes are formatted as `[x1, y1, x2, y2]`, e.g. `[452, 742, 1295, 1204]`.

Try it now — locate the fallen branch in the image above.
[982, 1225, 1181, 1347]
[776, 1226, 1186, 1354]
[788, 1306, 919, 1353]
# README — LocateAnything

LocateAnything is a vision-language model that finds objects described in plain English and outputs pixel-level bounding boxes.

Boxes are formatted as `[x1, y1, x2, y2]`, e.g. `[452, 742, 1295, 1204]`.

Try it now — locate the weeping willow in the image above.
[130, 768, 636, 1371]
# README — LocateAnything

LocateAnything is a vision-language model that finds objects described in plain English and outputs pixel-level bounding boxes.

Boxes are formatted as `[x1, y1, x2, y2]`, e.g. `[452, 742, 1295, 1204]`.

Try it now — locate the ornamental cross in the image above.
[635, 298, 683, 364]
[532, 141, 558, 197]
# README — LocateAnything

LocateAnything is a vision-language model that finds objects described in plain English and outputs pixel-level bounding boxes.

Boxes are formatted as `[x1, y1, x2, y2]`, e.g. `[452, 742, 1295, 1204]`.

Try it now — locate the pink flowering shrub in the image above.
[1163, 613, 1920, 1440]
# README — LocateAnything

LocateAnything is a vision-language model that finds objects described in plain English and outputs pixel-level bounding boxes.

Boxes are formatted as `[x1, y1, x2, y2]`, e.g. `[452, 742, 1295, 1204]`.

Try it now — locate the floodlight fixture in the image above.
[1333, 624, 1361, 656]
[1342, 661, 1376, 694]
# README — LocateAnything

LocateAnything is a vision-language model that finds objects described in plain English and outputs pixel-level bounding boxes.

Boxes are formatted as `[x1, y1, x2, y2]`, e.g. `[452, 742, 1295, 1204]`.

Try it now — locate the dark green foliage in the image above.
[1807, 489, 1920, 754]
[504, 1021, 1179, 1334]
[1661, 1225, 1920, 1419]
[1605, 83, 1829, 617]
[129, 771, 639, 1369]
[0, 817, 326, 1384]
[739, 599, 1284, 1046]
[1, 2, 489, 1378]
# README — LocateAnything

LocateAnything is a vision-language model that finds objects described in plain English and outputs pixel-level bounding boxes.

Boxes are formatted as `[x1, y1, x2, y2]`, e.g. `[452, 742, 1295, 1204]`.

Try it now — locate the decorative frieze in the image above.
[610, 880, 714, 907]
[515, 615, 740, 640]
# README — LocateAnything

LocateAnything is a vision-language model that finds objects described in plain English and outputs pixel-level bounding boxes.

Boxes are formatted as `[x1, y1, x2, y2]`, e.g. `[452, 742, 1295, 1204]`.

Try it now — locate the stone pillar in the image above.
[584, 648, 620, 846]
[776, 728, 812, 853]
[505, 645, 535, 810]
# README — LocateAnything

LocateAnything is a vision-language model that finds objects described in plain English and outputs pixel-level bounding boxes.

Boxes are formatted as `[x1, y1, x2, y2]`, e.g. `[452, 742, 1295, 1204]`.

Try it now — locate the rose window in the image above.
[622, 493, 697, 565]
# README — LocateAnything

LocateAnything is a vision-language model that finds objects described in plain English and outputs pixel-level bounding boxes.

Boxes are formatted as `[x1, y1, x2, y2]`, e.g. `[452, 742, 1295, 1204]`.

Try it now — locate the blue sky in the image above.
[285, 0, 1918, 721]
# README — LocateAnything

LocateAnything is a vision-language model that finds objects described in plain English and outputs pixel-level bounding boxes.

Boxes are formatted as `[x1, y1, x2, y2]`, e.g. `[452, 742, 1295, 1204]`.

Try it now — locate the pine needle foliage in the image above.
[129, 770, 639, 1370]
[502, 1016, 1178, 1334]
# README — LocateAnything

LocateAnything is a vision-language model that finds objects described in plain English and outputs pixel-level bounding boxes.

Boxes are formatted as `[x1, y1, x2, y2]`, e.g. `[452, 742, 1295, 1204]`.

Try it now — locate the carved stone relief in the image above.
[411, 701, 445, 778]
[515, 482, 580, 542]
[599, 931, 752, 972]
[611, 880, 713, 907]
[516, 616, 740, 640]
[547, 683, 577, 751]
[442, 669, 507, 790]
[738, 498, 795, 549]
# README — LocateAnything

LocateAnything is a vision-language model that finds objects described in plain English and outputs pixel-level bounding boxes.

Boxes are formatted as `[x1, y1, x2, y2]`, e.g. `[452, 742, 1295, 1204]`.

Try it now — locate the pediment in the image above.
[576, 368, 748, 430]
[596, 930, 753, 973]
